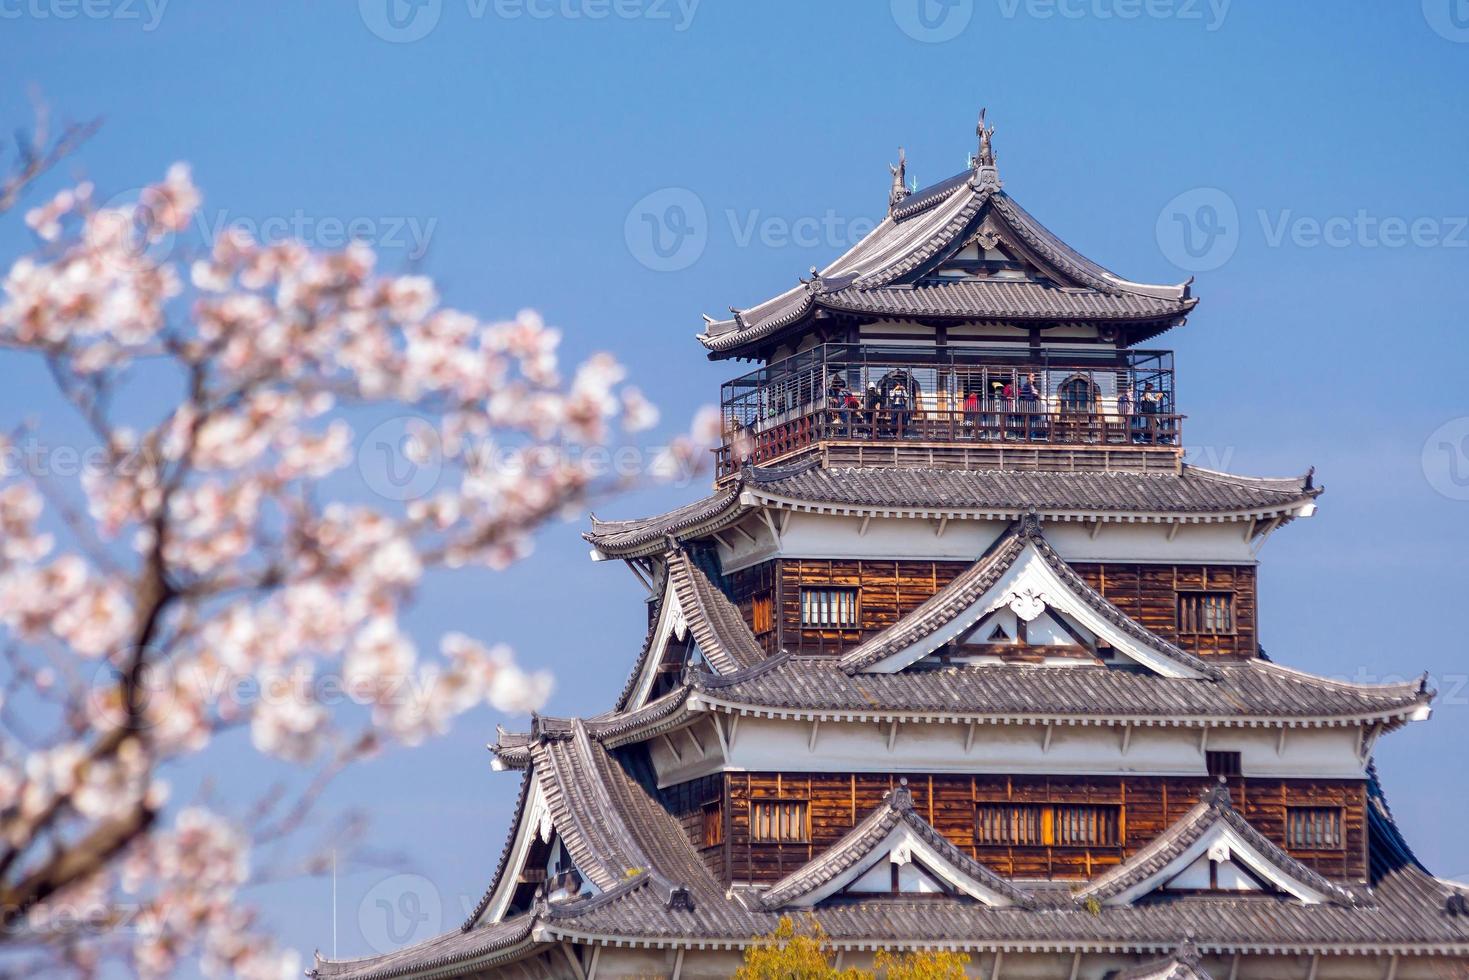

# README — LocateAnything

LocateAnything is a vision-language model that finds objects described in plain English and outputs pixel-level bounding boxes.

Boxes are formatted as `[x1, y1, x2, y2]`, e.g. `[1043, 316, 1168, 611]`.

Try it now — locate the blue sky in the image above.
[2, 0, 1468, 969]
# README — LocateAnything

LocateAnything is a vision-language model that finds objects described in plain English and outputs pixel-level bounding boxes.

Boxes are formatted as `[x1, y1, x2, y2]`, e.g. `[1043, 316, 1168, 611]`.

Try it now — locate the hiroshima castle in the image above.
[313, 116, 1469, 979]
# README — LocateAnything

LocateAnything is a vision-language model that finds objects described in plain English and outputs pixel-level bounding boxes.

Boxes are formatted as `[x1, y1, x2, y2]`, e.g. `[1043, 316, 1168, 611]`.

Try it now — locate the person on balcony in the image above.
[1001, 379, 1017, 439]
[1021, 372, 1042, 440]
[964, 388, 981, 436]
[864, 382, 882, 436]
[1116, 385, 1134, 445]
[889, 382, 910, 436]
[1139, 381, 1164, 443]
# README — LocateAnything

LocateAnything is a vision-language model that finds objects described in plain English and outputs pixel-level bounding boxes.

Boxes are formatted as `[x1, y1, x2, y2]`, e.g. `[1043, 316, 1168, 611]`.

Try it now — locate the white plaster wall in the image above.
[705, 715, 1367, 780]
[734, 512, 1265, 571]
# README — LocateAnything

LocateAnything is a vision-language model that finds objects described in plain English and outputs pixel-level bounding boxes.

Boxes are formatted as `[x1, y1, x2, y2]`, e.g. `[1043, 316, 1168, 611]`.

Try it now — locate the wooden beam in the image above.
[659, 733, 683, 763]
[685, 726, 705, 757]
[991, 950, 1004, 980]
[1306, 952, 1319, 980]
[729, 714, 740, 745]
[710, 714, 729, 757]
[935, 515, 950, 538]
[587, 946, 601, 980]
[964, 720, 978, 753]
[1120, 723, 1133, 755]
[624, 560, 653, 593]
[1089, 520, 1102, 539]
[1167, 522, 1180, 541]
[1067, 952, 1082, 980]
[1042, 722, 1054, 754]
[808, 720, 821, 751]
[758, 507, 780, 542]
[887, 720, 900, 752]
[779, 508, 792, 535]
[1277, 727, 1288, 756]
[1199, 727, 1210, 754]
[730, 522, 758, 546]
[1227, 952, 1239, 980]
[1384, 953, 1399, 980]
[558, 943, 587, 980]
[858, 515, 871, 536]
[670, 948, 685, 980]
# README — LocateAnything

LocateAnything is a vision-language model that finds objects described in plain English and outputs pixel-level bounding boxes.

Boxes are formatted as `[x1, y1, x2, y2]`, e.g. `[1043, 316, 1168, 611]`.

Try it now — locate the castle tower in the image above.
[313, 119, 1466, 980]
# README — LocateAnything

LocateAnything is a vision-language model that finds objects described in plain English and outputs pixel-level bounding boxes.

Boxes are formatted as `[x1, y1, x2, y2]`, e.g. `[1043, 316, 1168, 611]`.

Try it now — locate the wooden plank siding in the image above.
[655, 774, 728, 883]
[726, 559, 1258, 658]
[1073, 562, 1258, 658]
[675, 773, 1368, 886]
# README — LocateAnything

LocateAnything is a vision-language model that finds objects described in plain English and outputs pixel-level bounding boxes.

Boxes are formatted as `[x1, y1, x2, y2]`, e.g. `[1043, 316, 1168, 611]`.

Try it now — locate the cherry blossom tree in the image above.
[0, 111, 716, 977]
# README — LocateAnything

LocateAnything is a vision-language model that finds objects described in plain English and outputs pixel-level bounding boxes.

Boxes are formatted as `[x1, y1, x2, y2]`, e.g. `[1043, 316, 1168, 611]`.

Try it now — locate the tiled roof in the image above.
[835, 516, 1220, 678]
[666, 549, 763, 673]
[1072, 784, 1364, 907]
[758, 783, 1034, 910]
[320, 740, 1469, 980]
[1106, 943, 1213, 980]
[584, 463, 1321, 559]
[690, 656, 1431, 727]
[697, 158, 1195, 359]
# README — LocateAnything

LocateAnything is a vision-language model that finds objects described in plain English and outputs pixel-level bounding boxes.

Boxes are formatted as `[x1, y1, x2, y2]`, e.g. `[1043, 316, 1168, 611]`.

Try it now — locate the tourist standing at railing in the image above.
[889, 382, 910, 436]
[1139, 381, 1163, 444]
[1001, 379, 1017, 439]
[1117, 386, 1134, 444]
[964, 388, 981, 435]
[1021, 372, 1042, 440]
[865, 382, 882, 436]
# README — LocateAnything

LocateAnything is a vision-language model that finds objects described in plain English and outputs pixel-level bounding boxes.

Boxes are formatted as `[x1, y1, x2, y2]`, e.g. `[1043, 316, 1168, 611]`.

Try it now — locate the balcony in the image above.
[716, 344, 1181, 479]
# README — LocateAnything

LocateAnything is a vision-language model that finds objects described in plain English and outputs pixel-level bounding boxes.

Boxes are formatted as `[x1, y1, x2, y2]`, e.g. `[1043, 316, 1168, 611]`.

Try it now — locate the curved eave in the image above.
[681, 692, 1431, 733]
[531, 920, 1469, 960]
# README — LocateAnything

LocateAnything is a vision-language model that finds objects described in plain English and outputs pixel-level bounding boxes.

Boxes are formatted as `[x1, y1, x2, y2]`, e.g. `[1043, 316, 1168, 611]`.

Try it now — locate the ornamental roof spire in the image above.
[888, 146, 909, 211]
[973, 107, 1001, 191]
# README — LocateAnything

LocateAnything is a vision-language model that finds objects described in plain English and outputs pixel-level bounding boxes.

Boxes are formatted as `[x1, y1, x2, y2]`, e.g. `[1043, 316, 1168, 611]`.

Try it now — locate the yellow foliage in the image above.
[874, 948, 971, 980]
[734, 916, 870, 979]
[737, 918, 972, 979]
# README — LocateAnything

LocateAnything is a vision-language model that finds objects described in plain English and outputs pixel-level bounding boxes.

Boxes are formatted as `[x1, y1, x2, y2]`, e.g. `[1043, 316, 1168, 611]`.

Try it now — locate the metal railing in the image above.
[715, 344, 1180, 476]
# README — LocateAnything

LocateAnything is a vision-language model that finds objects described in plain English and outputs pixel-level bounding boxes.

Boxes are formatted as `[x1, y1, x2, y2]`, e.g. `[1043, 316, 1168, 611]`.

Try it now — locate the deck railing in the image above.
[715, 344, 1180, 477]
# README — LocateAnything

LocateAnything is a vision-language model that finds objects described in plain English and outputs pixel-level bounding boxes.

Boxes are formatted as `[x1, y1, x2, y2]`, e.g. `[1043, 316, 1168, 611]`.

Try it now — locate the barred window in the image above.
[975, 803, 1121, 847]
[975, 803, 1043, 846]
[751, 800, 809, 843]
[800, 587, 859, 628]
[1286, 807, 1343, 850]
[1178, 591, 1235, 634]
[1052, 804, 1120, 847]
[1206, 751, 1242, 778]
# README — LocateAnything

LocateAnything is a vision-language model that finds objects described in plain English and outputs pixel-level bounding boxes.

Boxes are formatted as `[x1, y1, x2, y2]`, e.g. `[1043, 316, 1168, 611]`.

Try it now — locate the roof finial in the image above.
[976, 108, 996, 168]
[888, 146, 910, 210]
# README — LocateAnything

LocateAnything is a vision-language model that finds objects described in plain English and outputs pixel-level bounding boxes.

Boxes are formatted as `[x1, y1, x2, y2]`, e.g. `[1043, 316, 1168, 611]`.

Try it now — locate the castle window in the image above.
[751, 594, 774, 635]
[702, 801, 723, 847]
[1052, 804, 1121, 847]
[975, 803, 1122, 847]
[751, 800, 809, 843]
[801, 587, 858, 628]
[1206, 751, 1242, 778]
[1286, 807, 1343, 850]
[1178, 591, 1235, 635]
[976, 803, 1044, 846]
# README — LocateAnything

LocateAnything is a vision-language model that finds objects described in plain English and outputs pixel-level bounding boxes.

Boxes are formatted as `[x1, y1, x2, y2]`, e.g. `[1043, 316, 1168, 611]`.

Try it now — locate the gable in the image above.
[777, 821, 1021, 908]
[857, 536, 1209, 678]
